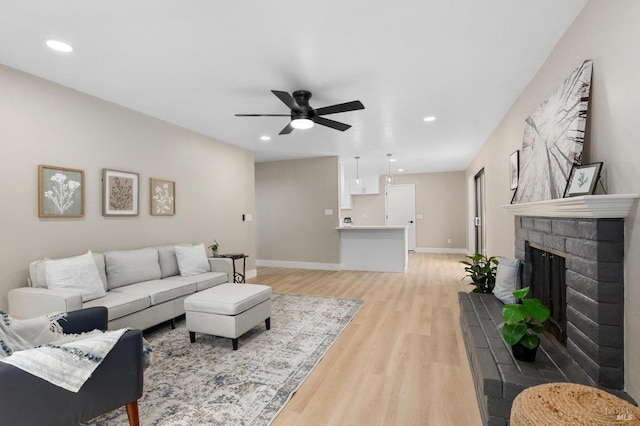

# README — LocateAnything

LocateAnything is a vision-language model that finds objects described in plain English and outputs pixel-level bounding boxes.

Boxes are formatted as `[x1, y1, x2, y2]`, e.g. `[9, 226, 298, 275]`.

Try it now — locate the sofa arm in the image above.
[208, 257, 233, 283]
[0, 328, 143, 425]
[8, 287, 83, 319]
[59, 307, 109, 333]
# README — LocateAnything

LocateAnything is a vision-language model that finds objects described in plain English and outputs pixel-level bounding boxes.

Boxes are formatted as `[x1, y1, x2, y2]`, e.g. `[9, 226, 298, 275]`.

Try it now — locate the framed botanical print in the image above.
[102, 169, 139, 216]
[150, 178, 175, 216]
[38, 165, 85, 218]
[563, 162, 603, 197]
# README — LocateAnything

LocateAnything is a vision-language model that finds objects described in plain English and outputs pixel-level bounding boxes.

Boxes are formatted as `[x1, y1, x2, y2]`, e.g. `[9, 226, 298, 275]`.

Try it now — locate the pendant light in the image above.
[386, 154, 393, 184]
[355, 156, 361, 185]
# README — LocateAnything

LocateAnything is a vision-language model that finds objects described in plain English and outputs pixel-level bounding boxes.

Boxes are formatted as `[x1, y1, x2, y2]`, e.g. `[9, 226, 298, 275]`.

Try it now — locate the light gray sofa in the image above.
[8, 244, 233, 330]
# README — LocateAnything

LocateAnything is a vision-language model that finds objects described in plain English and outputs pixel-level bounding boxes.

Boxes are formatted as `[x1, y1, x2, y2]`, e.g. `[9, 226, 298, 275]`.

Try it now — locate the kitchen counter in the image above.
[336, 226, 408, 272]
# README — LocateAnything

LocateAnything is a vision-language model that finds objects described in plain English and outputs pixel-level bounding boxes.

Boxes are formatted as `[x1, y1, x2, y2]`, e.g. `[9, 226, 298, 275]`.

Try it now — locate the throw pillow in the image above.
[45, 251, 107, 302]
[494, 257, 521, 304]
[175, 243, 211, 277]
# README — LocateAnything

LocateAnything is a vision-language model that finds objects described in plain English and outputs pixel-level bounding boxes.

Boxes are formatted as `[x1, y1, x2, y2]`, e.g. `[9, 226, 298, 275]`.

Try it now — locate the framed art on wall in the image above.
[102, 168, 139, 216]
[509, 150, 519, 190]
[150, 178, 175, 216]
[563, 162, 603, 197]
[38, 165, 85, 218]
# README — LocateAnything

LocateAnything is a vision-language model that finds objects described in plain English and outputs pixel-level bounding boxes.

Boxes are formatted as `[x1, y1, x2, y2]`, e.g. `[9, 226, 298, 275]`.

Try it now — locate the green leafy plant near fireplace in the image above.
[502, 287, 555, 362]
[460, 253, 499, 294]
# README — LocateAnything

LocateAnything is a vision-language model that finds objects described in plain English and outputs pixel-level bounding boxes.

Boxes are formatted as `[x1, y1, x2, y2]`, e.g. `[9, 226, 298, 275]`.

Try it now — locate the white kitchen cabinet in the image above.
[350, 176, 380, 195]
[339, 161, 352, 209]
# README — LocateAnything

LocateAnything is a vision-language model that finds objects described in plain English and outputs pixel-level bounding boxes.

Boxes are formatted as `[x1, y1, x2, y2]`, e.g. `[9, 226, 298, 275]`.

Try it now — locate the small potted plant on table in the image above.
[209, 240, 219, 256]
[460, 253, 499, 294]
[502, 287, 552, 362]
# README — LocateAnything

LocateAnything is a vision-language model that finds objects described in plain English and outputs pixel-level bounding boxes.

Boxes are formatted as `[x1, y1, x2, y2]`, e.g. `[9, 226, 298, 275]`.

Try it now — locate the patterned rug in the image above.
[87, 292, 364, 425]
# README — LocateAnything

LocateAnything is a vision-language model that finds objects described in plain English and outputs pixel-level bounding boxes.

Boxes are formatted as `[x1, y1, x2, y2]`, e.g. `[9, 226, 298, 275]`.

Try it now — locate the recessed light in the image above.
[390, 158, 397, 162]
[398, 168, 404, 172]
[46, 39, 74, 53]
[423, 116, 436, 122]
[260, 136, 271, 141]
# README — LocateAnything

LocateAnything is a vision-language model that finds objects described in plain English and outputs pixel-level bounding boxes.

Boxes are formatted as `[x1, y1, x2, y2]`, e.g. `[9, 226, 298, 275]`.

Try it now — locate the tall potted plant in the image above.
[460, 253, 499, 294]
[502, 287, 551, 362]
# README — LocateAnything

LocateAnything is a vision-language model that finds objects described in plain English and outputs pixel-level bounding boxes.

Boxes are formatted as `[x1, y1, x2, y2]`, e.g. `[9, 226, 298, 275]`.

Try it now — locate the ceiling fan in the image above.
[235, 90, 364, 135]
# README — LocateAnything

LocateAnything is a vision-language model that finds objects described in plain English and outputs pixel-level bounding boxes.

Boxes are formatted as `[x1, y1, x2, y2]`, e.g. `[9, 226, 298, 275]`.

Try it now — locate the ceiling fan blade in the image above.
[271, 90, 301, 112]
[234, 114, 290, 117]
[314, 116, 352, 132]
[314, 100, 364, 116]
[279, 122, 295, 135]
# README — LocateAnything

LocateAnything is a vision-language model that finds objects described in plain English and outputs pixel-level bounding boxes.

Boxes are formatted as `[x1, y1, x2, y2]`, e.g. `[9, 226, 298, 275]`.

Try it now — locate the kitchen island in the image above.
[336, 226, 408, 273]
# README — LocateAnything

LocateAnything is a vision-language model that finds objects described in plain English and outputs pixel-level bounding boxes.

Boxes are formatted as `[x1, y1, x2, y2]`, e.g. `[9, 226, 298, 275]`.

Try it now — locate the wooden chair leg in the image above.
[126, 400, 140, 426]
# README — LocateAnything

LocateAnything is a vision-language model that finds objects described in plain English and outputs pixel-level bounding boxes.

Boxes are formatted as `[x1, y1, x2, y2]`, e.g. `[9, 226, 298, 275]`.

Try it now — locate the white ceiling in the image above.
[0, 1, 587, 178]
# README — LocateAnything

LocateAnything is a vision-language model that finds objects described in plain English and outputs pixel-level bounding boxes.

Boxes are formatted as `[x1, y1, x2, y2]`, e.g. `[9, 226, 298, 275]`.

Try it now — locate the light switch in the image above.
[324, 209, 333, 216]
[416, 213, 423, 219]
[243, 213, 253, 221]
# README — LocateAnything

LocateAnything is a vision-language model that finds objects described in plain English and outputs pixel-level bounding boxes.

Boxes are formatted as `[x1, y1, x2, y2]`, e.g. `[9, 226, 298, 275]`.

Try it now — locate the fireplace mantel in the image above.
[503, 193, 639, 218]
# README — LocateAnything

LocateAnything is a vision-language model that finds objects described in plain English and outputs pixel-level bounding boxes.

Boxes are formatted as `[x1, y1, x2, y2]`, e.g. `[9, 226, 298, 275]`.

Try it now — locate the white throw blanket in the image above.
[0, 310, 128, 392]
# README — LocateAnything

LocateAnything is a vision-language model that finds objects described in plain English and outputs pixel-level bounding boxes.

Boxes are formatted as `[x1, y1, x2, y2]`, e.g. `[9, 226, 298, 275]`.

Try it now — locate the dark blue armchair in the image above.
[0, 307, 143, 426]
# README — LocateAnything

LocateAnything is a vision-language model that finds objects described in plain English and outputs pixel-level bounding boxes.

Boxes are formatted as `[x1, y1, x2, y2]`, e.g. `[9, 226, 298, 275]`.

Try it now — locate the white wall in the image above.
[465, 0, 640, 400]
[0, 64, 256, 310]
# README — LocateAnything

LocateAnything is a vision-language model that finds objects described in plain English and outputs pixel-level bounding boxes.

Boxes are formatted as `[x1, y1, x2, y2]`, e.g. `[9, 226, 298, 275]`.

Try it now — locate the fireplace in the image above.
[515, 216, 625, 389]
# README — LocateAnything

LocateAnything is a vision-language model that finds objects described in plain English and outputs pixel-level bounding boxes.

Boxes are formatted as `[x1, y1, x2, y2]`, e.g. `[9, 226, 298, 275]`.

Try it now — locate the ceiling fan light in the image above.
[291, 118, 314, 130]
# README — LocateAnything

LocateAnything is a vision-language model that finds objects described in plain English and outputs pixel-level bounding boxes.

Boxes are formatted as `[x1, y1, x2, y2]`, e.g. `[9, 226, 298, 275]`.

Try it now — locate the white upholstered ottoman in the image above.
[184, 283, 271, 350]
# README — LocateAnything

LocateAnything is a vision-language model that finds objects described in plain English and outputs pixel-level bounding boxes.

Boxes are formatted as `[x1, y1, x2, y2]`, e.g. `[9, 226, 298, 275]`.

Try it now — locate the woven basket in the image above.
[511, 383, 640, 425]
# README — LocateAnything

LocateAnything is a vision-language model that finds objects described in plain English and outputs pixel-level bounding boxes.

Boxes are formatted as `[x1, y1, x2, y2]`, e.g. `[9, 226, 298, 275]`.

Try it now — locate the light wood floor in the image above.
[247, 252, 483, 426]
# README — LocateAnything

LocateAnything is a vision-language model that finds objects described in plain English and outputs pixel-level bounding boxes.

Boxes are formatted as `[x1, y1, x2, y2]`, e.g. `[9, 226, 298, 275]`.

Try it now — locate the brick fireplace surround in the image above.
[460, 194, 638, 425]
[506, 194, 639, 389]
[515, 215, 624, 388]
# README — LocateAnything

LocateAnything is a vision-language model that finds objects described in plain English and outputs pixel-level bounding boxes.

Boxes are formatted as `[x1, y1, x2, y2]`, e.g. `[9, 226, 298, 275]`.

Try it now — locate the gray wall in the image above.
[255, 157, 340, 266]
[465, 0, 640, 400]
[0, 64, 256, 310]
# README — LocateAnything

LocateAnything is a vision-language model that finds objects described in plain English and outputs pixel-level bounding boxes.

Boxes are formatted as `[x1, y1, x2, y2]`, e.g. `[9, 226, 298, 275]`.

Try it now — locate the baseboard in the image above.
[256, 259, 341, 271]
[415, 247, 468, 254]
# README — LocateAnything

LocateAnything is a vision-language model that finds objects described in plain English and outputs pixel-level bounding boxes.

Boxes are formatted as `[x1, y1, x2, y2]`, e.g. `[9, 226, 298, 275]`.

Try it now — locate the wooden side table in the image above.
[211, 253, 248, 283]
[511, 382, 640, 425]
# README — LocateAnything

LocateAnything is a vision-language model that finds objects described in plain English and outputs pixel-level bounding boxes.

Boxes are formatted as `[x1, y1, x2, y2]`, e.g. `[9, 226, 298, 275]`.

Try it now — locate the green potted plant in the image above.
[502, 287, 551, 362]
[460, 253, 499, 294]
[209, 240, 219, 256]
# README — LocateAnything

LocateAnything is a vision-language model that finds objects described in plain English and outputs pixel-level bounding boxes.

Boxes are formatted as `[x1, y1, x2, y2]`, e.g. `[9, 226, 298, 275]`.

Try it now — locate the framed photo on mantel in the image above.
[509, 150, 520, 190]
[563, 162, 603, 197]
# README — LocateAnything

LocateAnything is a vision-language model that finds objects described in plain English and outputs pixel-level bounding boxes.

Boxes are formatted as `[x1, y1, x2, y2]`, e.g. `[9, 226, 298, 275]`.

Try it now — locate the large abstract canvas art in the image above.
[513, 60, 592, 203]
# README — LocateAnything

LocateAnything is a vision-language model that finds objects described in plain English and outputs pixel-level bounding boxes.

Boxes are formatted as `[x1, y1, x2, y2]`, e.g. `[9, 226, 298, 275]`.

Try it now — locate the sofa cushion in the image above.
[112, 279, 196, 306]
[163, 271, 228, 291]
[45, 251, 107, 302]
[175, 243, 211, 277]
[83, 291, 151, 321]
[30, 253, 107, 291]
[104, 248, 161, 289]
[155, 244, 191, 278]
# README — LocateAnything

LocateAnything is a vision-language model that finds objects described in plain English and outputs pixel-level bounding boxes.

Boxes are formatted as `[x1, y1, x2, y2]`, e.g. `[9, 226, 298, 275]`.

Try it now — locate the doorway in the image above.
[474, 169, 486, 255]
[385, 184, 416, 250]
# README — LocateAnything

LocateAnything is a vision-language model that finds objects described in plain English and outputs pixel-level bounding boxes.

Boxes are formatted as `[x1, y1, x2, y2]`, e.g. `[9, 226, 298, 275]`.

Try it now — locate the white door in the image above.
[385, 184, 416, 250]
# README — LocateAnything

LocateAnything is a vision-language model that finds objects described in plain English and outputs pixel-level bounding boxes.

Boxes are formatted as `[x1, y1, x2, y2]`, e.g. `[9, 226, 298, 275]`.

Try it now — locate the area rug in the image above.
[87, 292, 363, 426]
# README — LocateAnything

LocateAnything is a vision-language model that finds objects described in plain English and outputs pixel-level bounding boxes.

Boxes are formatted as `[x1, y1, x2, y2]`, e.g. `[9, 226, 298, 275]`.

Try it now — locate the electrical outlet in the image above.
[447, 238, 452, 244]
[416, 213, 423, 219]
